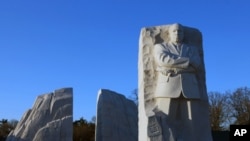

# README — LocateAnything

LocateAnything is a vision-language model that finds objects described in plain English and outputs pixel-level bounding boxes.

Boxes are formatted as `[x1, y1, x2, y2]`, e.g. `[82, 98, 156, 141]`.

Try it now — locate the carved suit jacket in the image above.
[153, 42, 201, 99]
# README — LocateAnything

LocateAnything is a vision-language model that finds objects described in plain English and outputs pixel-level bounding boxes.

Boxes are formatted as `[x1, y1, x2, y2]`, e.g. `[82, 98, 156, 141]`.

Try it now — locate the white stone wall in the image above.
[7, 88, 73, 141]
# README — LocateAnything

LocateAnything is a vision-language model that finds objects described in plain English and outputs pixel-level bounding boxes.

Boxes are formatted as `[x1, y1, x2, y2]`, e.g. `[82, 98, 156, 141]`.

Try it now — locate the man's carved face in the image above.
[169, 24, 184, 44]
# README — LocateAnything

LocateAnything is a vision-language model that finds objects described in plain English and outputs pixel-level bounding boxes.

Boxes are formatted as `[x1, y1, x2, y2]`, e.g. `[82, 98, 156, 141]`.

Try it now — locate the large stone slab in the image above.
[7, 88, 73, 141]
[95, 89, 138, 141]
[138, 23, 213, 141]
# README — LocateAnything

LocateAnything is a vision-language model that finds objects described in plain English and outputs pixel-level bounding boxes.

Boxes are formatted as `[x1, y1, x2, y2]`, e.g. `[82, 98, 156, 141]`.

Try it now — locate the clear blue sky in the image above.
[0, 0, 250, 121]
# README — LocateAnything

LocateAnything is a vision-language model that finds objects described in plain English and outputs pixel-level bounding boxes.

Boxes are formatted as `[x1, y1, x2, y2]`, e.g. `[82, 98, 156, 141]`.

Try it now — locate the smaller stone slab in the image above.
[95, 89, 138, 141]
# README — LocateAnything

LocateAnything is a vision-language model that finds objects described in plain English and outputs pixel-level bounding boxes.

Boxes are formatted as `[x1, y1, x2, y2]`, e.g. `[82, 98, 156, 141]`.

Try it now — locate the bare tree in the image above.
[9, 119, 18, 129]
[229, 87, 250, 125]
[128, 88, 138, 105]
[208, 92, 231, 130]
[91, 116, 96, 124]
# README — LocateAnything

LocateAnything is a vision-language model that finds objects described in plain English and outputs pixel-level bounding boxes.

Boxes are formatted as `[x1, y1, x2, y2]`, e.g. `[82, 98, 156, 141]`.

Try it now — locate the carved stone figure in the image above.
[138, 23, 213, 141]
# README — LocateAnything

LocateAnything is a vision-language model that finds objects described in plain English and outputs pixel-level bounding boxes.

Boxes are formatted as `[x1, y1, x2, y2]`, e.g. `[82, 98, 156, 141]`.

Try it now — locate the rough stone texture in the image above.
[7, 88, 73, 141]
[138, 23, 212, 141]
[95, 89, 138, 141]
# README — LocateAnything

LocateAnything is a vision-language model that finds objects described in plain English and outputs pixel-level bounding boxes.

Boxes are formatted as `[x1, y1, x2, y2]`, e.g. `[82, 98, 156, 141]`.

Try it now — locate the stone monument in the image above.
[95, 89, 138, 141]
[6, 88, 73, 141]
[138, 23, 213, 141]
